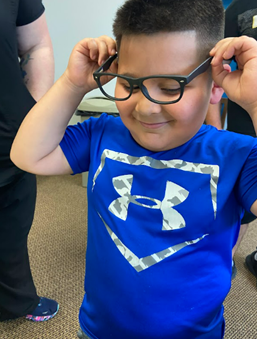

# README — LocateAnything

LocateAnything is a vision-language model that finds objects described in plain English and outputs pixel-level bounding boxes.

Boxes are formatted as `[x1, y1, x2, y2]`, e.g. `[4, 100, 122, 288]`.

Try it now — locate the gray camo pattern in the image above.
[98, 212, 208, 272]
[93, 149, 218, 271]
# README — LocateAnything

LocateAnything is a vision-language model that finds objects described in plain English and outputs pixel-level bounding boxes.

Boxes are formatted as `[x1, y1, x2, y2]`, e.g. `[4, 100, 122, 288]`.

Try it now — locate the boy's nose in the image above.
[135, 92, 162, 115]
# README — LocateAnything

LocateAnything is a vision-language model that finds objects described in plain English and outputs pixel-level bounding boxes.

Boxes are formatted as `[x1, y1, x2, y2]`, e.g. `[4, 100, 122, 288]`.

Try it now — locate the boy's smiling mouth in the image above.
[139, 121, 170, 129]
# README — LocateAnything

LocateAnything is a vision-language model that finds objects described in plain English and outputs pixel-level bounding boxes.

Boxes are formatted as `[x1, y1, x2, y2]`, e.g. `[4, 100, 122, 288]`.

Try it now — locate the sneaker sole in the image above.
[25, 304, 59, 322]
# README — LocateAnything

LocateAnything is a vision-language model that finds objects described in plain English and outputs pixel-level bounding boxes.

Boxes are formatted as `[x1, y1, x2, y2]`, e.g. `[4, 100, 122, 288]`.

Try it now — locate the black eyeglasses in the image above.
[93, 53, 212, 105]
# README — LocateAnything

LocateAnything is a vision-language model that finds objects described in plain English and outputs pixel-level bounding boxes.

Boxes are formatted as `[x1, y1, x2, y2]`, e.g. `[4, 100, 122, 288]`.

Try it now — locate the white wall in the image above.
[43, 0, 125, 123]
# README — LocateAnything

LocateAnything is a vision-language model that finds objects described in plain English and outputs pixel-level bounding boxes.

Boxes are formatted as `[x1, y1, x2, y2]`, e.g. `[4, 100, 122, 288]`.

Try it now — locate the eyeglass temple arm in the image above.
[98, 53, 118, 72]
[186, 57, 233, 83]
[186, 57, 213, 83]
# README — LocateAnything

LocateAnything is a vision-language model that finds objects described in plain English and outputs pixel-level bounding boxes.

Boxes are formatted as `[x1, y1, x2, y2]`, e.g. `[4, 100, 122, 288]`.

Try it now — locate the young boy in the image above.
[10, 0, 257, 338]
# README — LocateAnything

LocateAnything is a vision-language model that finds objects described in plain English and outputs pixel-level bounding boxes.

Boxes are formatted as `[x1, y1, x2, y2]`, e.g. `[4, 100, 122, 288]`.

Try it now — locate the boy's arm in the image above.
[210, 36, 257, 215]
[10, 36, 117, 175]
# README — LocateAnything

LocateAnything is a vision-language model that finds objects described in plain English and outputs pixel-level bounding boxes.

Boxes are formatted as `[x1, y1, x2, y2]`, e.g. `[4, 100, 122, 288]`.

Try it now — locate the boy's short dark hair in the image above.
[113, 0, 224, 60]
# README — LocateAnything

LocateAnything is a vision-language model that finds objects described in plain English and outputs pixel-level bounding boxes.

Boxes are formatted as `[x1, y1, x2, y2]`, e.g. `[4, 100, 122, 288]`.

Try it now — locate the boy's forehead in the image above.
[118, 31, 201, 76]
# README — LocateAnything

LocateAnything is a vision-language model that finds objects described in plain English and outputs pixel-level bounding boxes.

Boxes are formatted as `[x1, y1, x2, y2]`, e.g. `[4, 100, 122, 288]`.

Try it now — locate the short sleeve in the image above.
[235, 142, 257, 212]
[60, 114, 112, 175]
[60, 121, 92, 175]
[16, 0, 45, 27]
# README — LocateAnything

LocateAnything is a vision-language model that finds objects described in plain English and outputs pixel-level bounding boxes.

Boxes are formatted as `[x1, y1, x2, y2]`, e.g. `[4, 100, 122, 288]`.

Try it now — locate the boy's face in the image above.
[115, 32, 215, 152]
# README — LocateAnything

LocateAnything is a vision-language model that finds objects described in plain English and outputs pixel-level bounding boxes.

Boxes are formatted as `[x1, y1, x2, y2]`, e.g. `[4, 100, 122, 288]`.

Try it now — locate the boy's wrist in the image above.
[244, 102, 257, 118]
[60, 71, 90, 98]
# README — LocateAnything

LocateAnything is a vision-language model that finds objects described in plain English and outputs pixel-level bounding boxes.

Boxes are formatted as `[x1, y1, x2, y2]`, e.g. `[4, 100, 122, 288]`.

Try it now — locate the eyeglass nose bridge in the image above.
[129, 78, 155, 103]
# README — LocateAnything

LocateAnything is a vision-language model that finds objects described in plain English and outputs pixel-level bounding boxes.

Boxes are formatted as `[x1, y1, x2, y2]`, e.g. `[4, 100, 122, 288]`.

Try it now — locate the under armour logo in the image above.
[108, 175, 189, 231]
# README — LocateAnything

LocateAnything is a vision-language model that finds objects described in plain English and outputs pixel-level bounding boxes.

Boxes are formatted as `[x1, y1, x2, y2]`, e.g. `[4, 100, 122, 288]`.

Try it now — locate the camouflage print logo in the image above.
[93, 149, 217, 272]
[93, 149, 219, 217]
[98, 212, 208, 272]
[108, 174, 189, 231]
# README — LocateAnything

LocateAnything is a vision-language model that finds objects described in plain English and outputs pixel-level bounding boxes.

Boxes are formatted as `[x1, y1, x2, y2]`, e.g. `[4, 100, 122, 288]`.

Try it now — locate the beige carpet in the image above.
[0, 174, 257, 338]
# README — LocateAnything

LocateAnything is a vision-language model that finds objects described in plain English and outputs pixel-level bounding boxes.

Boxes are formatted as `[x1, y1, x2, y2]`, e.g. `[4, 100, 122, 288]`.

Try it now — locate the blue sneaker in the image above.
[26, 297, 59, 322]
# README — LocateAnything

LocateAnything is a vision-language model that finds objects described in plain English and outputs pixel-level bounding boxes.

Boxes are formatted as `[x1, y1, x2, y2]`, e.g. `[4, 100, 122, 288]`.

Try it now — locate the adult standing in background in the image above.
[224, 0, 257, 281]
[0, 0, 58, 321]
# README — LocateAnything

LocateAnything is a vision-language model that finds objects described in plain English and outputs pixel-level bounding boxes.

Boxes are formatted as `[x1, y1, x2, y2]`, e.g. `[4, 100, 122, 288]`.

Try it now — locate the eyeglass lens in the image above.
[98, 75, 182, 103]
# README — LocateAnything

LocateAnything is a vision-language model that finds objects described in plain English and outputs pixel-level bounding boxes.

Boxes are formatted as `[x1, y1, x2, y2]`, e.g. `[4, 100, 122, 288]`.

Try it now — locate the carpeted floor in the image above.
[0, 174, 257, 338]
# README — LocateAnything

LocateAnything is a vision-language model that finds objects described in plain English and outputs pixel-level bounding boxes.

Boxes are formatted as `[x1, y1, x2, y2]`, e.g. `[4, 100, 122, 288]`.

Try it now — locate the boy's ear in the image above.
[209, 82, 224, 104]
[209, 63, 231, 104]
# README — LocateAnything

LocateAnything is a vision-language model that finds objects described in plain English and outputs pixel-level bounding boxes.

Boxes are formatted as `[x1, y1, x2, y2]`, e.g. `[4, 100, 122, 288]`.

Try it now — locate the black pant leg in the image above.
[0, 172, 39, 320]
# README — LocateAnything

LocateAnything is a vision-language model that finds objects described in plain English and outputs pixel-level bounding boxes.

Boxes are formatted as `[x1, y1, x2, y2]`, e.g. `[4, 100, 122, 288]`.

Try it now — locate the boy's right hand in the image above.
[63, 35, 117, 94]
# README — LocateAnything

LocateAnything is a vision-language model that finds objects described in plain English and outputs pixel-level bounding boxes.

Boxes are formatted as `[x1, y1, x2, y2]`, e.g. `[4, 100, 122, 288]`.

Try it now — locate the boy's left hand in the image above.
[210, 36, 257, 118]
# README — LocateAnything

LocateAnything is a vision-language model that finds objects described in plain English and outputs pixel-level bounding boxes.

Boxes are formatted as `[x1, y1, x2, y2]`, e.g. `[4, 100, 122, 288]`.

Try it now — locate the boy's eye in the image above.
[161, 87, 180, 95]
[144, 78, 181, 95]
[121, 83, 139, 93]
[116, 78, 133, 92]
[122, 84, 130, 92]
[131, 85, 140, 91]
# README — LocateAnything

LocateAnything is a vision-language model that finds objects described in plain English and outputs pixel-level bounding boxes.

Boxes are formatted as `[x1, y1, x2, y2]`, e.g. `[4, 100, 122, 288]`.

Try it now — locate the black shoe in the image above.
[231, 260, 237, 280]
[245, 249, 257, 280]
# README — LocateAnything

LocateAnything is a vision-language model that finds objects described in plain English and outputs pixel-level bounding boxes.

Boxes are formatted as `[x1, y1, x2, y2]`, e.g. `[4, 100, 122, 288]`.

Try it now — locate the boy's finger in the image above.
[210, 40, 232, 65]
[98, 36, 117, 64]
[87, 36, 117, 66]
[99, 35, 117, 55]
[211, 36, 257, 67]
[97, 39, 113, 65]
[211, 61, 232, 89]
[87, 39, 100, 61]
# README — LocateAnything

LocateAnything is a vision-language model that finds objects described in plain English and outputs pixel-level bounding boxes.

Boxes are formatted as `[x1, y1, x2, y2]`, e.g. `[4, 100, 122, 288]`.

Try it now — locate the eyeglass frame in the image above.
[93, 53, 213, 105]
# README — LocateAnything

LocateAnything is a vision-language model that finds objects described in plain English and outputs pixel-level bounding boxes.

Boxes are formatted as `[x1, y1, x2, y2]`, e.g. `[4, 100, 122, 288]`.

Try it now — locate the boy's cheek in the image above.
[116, 100, 135, 116]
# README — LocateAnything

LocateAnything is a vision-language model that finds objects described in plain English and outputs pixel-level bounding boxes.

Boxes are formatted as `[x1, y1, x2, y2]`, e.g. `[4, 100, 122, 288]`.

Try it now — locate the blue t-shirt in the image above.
[60, 114, 257, 339]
